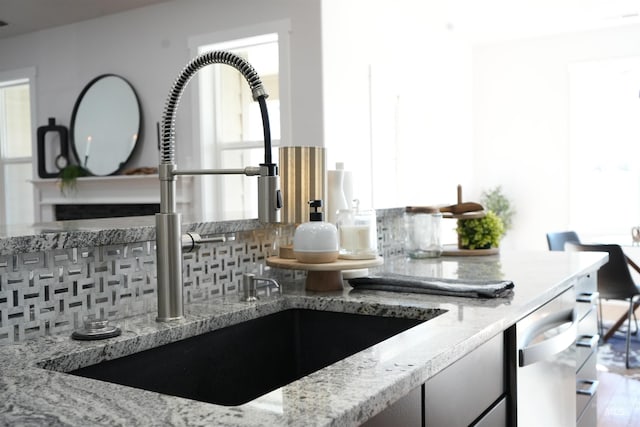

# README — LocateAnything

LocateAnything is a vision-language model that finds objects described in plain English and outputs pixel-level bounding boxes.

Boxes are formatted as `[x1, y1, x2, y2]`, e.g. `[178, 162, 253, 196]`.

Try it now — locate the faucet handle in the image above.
[181, 232, 226, 252]
[258, 169, 281, 223]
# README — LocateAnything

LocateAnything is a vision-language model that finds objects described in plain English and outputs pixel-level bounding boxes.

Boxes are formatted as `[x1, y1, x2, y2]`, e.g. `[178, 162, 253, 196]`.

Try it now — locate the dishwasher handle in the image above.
[519, 308, 577, 367]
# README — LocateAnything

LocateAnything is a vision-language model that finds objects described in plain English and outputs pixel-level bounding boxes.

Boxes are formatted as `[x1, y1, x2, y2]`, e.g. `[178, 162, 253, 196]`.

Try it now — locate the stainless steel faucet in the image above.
[156, 51, 282, 322]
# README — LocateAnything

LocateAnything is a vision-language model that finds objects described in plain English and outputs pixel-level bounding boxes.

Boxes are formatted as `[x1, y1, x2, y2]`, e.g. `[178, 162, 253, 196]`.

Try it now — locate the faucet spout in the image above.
[160, 51, 269, 167]
[155, 51, 282, 322]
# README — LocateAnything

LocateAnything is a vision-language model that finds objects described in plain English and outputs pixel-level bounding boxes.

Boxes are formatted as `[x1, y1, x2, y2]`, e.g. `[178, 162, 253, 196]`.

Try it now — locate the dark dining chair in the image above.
[565, 242, 640, 368]
[546, 231, 580, 251]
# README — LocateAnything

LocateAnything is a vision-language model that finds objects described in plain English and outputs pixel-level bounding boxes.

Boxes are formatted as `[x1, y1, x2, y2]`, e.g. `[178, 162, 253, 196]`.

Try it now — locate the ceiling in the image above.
[0, 0, 639, 42]
[0, 0, 172, 39]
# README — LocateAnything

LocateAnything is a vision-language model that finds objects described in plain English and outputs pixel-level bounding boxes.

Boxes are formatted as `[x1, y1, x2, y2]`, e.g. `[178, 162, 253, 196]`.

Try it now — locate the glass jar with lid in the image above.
[336, 201, 378, 259]
[404, 206, 443, 258]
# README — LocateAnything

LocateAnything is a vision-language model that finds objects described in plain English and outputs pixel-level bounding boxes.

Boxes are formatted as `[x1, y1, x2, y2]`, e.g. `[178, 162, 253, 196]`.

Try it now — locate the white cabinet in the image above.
[575, 272, 599, 425]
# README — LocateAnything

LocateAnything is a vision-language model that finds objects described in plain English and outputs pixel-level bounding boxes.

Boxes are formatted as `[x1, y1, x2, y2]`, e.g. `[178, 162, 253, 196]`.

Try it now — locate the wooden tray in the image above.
[266, 256, 384, 291]
[441, 211, 486, 220]
[441, 244, 499, 257]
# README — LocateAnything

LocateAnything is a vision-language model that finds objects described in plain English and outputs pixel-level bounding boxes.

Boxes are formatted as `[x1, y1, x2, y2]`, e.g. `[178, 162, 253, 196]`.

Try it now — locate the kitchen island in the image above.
[0, 249, 606, 426]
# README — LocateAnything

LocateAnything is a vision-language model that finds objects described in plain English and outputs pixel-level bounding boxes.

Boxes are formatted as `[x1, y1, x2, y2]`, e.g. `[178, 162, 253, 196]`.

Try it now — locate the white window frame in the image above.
[188, 20, 291, 220]
[0, 67, 37, 225]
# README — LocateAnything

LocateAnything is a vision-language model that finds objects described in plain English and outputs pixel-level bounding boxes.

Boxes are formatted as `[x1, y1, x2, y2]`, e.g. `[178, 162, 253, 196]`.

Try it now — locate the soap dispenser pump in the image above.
[293, 200, 339, 264]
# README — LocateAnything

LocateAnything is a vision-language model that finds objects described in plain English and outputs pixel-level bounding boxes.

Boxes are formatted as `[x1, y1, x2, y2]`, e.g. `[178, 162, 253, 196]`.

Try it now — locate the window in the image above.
[191, 22, 289, 220]
[0, 68, 35, 225]
[568, 57, 640, 241]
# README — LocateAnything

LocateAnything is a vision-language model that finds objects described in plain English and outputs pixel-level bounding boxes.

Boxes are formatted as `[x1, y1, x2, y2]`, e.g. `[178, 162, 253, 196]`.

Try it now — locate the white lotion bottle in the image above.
[327, 162, 349, 224]
[343, 167, 354, 210]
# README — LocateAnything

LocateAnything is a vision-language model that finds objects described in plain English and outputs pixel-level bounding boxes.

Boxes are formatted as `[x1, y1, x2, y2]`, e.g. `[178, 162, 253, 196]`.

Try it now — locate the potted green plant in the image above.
[480, 186, 515, 234]
[58, 164, 87, 196]
[456, 211, 505, 250]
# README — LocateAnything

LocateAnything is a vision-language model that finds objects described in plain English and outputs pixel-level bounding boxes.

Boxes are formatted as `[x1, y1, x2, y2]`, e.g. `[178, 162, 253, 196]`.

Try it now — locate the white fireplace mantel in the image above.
[31, 174, 193, 222]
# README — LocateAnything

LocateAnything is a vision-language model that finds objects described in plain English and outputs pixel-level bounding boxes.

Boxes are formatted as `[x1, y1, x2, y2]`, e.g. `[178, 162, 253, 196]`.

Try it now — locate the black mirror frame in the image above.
[69, 73, 143, 176]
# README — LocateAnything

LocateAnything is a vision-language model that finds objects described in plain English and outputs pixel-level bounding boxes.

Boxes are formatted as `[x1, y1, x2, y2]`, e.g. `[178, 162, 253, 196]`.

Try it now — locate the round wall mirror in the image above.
[70, 74, 142, 176]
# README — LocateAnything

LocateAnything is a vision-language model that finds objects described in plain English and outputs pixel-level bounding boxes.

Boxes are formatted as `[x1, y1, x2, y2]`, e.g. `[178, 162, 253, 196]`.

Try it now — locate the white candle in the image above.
[340, 225, 372, 252]
[84, 135, 92, 160]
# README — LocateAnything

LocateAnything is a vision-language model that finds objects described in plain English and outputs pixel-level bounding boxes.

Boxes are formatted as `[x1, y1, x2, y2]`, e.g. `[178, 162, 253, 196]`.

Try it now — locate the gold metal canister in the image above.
[279, 146, 326, 224]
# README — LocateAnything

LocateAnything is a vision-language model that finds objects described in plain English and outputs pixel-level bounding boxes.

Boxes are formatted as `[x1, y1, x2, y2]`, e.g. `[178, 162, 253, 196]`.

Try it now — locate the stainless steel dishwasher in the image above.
[516, 286, 577, 427]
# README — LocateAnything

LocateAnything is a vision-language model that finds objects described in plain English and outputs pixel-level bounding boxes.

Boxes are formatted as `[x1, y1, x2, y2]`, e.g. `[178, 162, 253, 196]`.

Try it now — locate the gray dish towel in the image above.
[348, 273, 514, 298]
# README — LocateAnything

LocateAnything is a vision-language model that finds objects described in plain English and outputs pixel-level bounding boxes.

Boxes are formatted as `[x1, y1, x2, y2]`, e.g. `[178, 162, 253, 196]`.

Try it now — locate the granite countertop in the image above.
[0, 209, 404, 256]
[0, 216, 266, 256]
[0, 251, 606, 426]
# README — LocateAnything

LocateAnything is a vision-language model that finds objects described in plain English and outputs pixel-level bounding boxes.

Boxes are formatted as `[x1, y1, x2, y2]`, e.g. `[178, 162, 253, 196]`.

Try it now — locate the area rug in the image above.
[597, 325, 640, 380]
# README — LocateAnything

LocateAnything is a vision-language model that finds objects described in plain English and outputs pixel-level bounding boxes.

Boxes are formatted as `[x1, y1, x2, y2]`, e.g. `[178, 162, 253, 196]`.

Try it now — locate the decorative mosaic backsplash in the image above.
[0, 209, 405, 344]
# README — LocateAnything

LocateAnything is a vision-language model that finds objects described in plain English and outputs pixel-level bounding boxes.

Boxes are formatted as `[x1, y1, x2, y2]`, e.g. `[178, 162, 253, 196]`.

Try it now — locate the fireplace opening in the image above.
[55, 204, 160, 221]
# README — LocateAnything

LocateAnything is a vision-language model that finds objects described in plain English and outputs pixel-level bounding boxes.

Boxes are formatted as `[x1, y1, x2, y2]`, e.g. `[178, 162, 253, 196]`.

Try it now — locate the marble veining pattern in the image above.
[0, 251, 607, 426]
[0, 211, 404, 258]
[0, 210, 609, 425]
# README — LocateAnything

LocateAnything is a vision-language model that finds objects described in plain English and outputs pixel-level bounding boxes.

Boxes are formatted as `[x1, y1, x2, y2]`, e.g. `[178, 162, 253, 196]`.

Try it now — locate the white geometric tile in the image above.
[0, 211, 399, 343]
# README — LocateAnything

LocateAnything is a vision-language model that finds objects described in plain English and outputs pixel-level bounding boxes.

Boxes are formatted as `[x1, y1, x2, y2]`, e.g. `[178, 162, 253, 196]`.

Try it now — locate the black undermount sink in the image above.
[67, 308, 436, 406]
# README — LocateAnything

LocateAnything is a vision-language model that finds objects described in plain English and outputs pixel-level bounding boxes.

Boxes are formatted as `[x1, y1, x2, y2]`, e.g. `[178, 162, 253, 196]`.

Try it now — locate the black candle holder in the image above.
[37, 117, 69, 178]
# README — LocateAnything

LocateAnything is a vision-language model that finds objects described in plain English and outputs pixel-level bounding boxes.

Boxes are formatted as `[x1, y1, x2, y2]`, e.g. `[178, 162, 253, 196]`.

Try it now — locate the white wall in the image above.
[0, 0, 323, 172]
[472, 23, 640, 250]
[321, 0, 474, 215]
[321, 3, 640, 250]
[5, 0, 639, 251]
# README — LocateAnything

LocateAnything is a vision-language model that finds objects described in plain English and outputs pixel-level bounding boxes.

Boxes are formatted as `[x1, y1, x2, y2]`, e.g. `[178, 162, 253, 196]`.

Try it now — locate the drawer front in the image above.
[577, 392, 597, 427]
[425, 333, 504, 427]
[473, 396, 507, 427]
[576, 309, 599, 372]
[576, 291, 598, 322]
[576, 273, 597, 295]
[576, 354, 598, 420]
[362, 385, 422, 427]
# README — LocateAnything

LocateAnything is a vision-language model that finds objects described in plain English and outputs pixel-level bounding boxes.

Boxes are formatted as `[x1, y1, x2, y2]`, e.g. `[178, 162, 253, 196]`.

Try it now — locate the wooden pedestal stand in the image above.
[439, 184, 499, 256]
[266, 256, 384, 291]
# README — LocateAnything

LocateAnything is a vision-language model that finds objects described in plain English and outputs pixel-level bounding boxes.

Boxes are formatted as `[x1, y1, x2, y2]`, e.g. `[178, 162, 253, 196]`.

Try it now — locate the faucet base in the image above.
[155, 315, 185, 322]
[156, 212, 184, 322]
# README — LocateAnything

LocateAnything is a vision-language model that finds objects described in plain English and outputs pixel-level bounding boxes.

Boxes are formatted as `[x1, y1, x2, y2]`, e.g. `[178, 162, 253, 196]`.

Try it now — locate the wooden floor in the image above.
[597, 370, 640, 426]
[597, 302, 640, 427]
